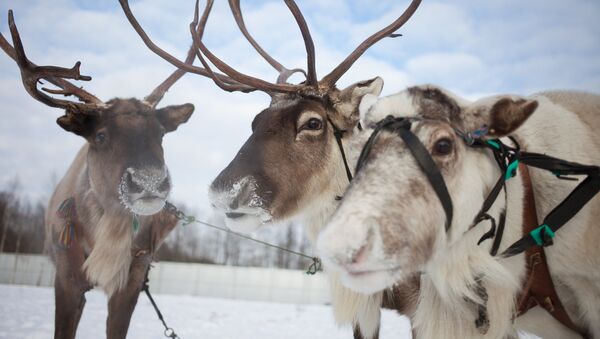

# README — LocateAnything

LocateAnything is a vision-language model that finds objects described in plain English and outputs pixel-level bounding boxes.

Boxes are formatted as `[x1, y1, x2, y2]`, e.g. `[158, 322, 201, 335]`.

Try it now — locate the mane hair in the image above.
[82, 211, 134, 296]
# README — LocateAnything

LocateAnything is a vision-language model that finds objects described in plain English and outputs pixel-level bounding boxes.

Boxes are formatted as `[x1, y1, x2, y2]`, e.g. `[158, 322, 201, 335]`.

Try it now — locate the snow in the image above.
[0, 284, 412, 339]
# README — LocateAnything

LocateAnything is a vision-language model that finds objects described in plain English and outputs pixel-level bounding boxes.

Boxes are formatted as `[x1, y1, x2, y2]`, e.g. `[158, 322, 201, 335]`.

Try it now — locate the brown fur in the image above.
[210, 78, 397, 339]
[45, 98, 192, 339]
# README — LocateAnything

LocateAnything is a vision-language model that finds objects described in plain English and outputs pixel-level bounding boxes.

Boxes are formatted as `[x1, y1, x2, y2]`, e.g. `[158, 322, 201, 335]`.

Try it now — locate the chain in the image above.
[164, 202, 322, 275]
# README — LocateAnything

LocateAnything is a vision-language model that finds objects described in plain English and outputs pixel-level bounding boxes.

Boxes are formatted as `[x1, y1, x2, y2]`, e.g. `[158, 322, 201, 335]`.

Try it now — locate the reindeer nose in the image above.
[157, 175, 170, 193]
[318, 222, 376, 270]
[125, 170, 143, 194]
[124, 167, 170, 195]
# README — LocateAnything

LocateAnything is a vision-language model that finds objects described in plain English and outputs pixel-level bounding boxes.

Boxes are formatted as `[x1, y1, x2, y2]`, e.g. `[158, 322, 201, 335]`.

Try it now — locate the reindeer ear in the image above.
[156, 103, 194, 132]
[334, 77, 384, 129]
[467, 96, 538, 137]
[56, 112, 96, 136]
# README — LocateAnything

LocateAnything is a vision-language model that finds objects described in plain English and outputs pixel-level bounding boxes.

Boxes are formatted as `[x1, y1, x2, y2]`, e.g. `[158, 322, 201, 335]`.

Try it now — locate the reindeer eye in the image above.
[95, 132, 107, 145]
[303, 118, 323, 131]
[433, 138, 453, 156]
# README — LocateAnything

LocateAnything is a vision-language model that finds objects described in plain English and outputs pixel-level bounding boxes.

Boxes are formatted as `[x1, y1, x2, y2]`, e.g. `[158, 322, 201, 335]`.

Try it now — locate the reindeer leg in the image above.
[353, 324, 380, 339]
[105, 209, 177, 338]
[52, 248, 90, 339]
[105, 251, 152, 339]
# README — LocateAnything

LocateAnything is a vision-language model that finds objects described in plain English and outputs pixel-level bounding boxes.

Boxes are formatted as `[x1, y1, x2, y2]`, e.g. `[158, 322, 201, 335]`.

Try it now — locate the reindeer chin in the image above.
[130, 198, 165, 216]
[339, 269, 393, 295]
[223, 211, 271, 234]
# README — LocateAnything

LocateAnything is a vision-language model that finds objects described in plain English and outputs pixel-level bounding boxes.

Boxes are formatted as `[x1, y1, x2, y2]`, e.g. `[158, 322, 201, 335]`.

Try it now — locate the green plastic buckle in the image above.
[486, 140, 501, 150]
[505, 159, 519, 180]
[530, 224, 555, 246]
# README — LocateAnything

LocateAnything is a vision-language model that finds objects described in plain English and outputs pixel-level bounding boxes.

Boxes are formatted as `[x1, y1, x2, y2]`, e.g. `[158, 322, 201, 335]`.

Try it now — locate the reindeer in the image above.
[0, 11, 195, 339]
[317, 85, 600, 338]
[119, 1, 422, 338]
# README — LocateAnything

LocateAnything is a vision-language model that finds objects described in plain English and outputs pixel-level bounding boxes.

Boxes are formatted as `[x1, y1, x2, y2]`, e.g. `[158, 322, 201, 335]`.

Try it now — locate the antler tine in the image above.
[283, 0, 317, 87]
[0, 34, 101, 105]
[228, 0, 306, 84]
[0, 10, 105, 114]
[320, 0, 422, 87]
[144, 44, 196, 108]
[118, 0, 250, 91]
[189, 0, 256, 93]
[192, 1, 299, 93]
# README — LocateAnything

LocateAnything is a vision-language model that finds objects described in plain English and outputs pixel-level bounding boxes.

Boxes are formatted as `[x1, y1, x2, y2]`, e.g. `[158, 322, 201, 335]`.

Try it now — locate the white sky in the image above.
[1, 0, 599, 213]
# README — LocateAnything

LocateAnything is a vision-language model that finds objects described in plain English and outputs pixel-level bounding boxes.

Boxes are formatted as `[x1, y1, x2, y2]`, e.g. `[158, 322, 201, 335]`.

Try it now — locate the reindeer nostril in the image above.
[157, 176, 170, 192]
[351, 243, 369, 265]
[126, 172, 143, 194]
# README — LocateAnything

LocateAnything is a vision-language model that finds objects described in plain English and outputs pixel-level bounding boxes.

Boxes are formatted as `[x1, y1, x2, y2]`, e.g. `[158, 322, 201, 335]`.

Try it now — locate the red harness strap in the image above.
[516, 164, 588, 337]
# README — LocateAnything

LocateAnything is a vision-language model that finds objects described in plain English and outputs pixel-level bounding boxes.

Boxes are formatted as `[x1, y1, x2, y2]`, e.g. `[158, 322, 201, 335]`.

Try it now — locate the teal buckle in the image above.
[505, 159, 519, 180]
[486, 140, 501, 150]
[530, 224, 555, 246]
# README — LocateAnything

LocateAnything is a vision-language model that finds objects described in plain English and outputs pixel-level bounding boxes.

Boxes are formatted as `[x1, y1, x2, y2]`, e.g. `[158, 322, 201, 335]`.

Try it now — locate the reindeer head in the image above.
[208, 78, 384, 233]
[317, 85, 538, 294]
[0, 10, 194, 216]
[120, 0, 421, 233]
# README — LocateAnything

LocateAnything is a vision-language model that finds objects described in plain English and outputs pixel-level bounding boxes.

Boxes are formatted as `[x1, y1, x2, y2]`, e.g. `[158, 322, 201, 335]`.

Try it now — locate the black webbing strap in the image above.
[143, 271, 180, 338]
[502, 153, 600, 257]
[356, 116, 600, 257]
[327, 117, 354, 183]
[356, 115, 453, 231]
[396, 126, 454, 231]
[469, 138, 516, 255]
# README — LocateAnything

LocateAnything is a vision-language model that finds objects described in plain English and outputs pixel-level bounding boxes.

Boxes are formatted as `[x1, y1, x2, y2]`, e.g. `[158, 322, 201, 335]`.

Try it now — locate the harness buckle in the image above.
[505, 159, 519, 180]
[530, 224, 555, 247]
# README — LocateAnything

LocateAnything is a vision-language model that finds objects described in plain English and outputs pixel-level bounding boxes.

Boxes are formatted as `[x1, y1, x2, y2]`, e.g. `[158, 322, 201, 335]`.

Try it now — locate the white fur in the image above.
[318, 87, 600, 338]
[82, 212, 133, 296]
[298, 144, 384, 339]
[208, 78, 387, 339]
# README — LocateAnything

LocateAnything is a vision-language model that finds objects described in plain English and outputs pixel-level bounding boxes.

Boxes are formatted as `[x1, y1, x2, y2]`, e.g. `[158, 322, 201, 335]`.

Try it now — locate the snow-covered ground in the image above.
[0, 284, 412, 339]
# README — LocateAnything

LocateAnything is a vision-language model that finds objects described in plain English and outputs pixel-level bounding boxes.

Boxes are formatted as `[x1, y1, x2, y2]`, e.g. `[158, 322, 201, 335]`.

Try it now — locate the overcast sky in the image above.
[1, 0, 599, 213]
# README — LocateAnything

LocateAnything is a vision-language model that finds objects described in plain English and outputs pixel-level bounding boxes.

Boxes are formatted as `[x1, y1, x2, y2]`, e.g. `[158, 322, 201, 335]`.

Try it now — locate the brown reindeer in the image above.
[120, 1, 421, 338]
[0, 11, 195, 339]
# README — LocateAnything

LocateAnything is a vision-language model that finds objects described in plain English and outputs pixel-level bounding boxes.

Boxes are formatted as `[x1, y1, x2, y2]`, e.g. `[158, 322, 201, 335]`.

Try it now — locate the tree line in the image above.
[0, 183, 313, 270]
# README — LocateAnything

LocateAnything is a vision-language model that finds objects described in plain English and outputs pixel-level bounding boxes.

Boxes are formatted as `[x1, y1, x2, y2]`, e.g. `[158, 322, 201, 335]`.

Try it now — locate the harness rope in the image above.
[140, 116, 360, 337]
[140, 203, 323, 339]
[163, 202, 322, 275]
[142, 268, 180, 339]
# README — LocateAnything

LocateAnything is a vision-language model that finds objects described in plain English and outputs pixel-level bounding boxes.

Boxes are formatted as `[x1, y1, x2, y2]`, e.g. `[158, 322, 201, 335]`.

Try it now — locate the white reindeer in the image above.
[318, 85, 600, 339]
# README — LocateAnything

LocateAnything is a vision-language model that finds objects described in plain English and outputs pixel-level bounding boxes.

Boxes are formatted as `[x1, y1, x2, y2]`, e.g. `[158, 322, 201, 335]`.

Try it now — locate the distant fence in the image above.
[0, 253, 331, 304]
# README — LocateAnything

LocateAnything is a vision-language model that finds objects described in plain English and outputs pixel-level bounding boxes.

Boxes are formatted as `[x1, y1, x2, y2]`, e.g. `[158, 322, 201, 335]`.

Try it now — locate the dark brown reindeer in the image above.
[0, 11, 195, 339]
[120, 1, 421, 338]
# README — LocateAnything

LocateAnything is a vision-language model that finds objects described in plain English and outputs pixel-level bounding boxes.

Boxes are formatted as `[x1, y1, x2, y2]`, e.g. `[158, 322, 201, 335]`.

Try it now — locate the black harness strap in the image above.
[502, 153, 600, 257]
[356, 115, 454, 230]
[356, 115, 600, 259]
[355, 115, 600, 336]
[143, 269, 180, 338]
[327, 117, 354, 183]
[396, 125, 453, 231]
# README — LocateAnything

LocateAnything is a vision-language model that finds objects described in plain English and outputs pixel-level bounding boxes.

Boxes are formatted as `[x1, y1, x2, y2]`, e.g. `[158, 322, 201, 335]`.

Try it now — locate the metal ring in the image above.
[164, 328, 175, 338]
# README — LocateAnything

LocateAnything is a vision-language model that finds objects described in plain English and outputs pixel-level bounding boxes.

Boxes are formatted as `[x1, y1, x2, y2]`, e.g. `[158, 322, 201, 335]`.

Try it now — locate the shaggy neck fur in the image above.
[82, 208, 134, 296]
[302, 126, 384, 339]
[74, 170, 136, 297]
[414, 162, 525, 338]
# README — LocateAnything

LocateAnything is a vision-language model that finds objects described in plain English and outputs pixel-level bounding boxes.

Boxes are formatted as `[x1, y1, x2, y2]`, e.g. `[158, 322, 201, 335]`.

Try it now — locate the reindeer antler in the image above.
[119, 0, 255, 93]
[0, 10, 106, 114]
[228, 0, 306, 84]
[320, 0, 422, 87]
[123, 0, 422, 97]
[191, 0, 300, 94]
[282, 0, 317, 87]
